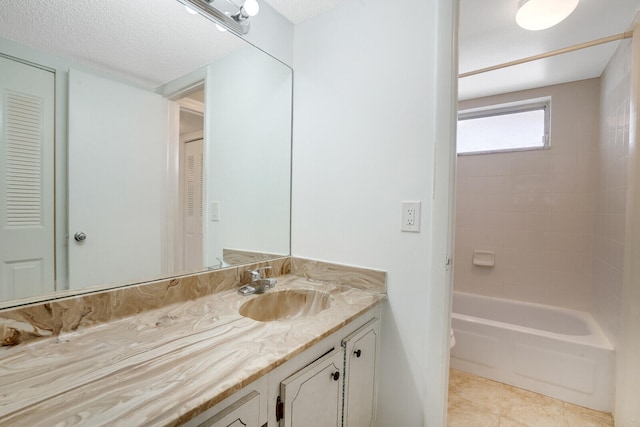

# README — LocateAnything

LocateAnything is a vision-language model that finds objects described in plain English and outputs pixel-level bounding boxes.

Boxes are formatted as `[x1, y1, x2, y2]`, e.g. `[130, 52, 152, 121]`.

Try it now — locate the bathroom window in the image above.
[457, 98, 550, 155]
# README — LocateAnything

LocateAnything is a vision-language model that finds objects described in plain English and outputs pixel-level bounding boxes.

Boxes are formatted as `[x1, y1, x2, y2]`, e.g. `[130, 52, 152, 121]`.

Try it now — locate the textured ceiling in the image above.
[459, 0, 640, 100]
[264, 0, 346, 24]
[266, 0, 640, 99]
[2, 0, 637, 99]
[0, 0, 340, 88]
[0, 0, 245, 88]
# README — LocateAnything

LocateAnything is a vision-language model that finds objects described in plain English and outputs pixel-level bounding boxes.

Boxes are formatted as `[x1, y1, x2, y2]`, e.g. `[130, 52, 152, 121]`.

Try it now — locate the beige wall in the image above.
[595, 39, 632, 348]
[455, 79, 600, 311]
[615, 24, 640, 426]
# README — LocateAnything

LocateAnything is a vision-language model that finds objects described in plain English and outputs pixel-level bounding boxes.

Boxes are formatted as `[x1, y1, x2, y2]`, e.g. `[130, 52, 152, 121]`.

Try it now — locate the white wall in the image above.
[291, 0, 457, 424]
[205, 46, 292, 265]
[241, 1, 294, 66]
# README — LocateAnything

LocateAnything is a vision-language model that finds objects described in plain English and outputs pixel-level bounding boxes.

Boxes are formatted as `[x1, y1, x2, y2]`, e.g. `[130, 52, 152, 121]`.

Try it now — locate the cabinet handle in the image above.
[276, 396, 284, 422]
[332, 371, 340, 381]
[354, 349, 362, 358]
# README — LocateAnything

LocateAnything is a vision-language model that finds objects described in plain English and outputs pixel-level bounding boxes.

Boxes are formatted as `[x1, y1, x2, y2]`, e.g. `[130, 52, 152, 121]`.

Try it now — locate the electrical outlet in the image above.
[401, 201, 421, 232]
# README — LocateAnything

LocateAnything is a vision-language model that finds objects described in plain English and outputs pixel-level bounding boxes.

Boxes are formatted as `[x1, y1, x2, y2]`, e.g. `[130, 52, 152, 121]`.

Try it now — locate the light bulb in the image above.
[516, 0, 579, 31]
[243, 0, 260, 17]
[184, 5, 198, 15]
[216, 23, 227, 32]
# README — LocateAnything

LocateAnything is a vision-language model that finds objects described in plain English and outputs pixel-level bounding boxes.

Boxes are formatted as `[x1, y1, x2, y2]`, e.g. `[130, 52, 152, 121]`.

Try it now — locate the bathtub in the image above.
[450, 291, 614, 412]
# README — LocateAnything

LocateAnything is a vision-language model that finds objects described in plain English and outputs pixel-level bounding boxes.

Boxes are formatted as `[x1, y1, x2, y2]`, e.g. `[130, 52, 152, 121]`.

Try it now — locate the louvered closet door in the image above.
[183, 139, 203, 271]
[0, 56, 55, 300]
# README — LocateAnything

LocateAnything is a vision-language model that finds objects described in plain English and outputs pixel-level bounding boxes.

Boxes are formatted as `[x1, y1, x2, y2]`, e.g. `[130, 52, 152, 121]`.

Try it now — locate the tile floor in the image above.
[447, 369, 614, 427]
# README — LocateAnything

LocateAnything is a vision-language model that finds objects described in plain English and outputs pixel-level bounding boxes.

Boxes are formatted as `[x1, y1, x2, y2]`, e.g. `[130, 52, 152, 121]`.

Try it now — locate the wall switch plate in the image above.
[401, 201, 421, 232]
[210, 201, 220, 222]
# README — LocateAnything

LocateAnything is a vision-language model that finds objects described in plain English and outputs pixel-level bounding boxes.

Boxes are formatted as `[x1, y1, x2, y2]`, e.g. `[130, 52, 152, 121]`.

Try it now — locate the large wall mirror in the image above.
[0, 0, 292, 308]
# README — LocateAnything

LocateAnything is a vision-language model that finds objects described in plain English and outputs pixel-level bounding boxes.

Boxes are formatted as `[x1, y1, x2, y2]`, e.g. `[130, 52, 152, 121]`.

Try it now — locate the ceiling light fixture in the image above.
[516, 0, 579, 31]
[178, 0, 259, 35]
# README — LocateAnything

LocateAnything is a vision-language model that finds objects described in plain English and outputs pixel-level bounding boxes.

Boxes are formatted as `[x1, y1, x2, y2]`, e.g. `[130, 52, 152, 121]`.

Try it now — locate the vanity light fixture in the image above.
[184, 5, 199, 14]
[516, 0, 579, 31]
[178, 0, 259, 35]
[239, 0, 260, 18]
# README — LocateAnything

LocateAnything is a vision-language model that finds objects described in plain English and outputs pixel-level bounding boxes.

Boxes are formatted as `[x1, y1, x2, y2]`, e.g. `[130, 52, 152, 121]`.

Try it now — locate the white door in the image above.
[67, 69, 167, 289]
[183, 138, 204, 271]
[0, 56, 55, 301]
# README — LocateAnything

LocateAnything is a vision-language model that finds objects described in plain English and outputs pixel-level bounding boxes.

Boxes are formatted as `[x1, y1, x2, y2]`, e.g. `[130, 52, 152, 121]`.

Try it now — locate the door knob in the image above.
[74, 232, 87, 242]
[331, 371, 340, 381]
[354, 349, 362, 358]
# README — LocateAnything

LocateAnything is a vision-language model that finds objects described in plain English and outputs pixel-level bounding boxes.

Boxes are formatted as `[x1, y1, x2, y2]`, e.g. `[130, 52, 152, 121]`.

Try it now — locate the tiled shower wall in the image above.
[594, 39, 632, 347]
[455, 79, 599, 311]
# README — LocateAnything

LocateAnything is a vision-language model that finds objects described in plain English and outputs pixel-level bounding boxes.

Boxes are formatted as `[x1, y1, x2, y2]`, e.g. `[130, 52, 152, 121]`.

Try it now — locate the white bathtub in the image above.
[450, 291, 614, 412]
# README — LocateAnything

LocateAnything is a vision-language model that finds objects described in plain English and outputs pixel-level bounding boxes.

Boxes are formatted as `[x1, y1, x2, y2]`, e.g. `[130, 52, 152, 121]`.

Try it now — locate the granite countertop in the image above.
[0, 275, 384, 426]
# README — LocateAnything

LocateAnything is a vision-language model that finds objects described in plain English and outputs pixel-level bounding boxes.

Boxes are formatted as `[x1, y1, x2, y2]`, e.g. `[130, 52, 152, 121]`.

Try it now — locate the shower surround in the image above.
[455, 78, 600, 312]
[453, 36, 640, 420]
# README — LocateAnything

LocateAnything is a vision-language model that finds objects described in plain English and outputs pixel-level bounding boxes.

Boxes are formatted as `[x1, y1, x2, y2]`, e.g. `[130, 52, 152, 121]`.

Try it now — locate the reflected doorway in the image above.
[177, 88, 205, 272]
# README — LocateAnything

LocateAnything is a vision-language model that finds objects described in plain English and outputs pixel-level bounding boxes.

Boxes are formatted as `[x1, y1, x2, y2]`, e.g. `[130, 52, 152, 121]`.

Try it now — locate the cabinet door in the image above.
[342, 319, 379, 427]
[280, 349, 344, 427]
[198, 390, 260, 427]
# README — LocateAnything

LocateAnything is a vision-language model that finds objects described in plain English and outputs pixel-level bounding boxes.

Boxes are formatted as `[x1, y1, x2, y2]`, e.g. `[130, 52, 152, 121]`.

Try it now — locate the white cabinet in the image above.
[198, 390, 260, 427]
[342, 319, 379, 427]
[184, 309, 380, 427]
[279, 349, 344, 427]
[274, 316, 380, 427]
[181, 377, 267, 427]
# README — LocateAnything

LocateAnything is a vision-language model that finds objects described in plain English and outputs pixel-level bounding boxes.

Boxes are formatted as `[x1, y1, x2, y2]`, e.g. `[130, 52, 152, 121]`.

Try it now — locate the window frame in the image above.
[457, 97, 551, 156]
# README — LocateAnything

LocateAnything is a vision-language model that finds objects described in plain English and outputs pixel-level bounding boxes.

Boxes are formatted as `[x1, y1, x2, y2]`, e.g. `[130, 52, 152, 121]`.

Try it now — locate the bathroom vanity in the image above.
[0, 4, 386, 425]
[0, 258, 386, 426]
[184, 309, 380, 427]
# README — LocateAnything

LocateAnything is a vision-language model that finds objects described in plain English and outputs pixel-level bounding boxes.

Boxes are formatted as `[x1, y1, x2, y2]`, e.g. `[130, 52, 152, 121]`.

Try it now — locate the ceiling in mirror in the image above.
[0, 0, 245, 87]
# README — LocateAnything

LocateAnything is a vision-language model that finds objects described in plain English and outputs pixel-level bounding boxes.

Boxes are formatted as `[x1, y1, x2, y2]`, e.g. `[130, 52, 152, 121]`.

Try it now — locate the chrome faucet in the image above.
[237, 266, 277, 295]
[247, 266, 270, 282]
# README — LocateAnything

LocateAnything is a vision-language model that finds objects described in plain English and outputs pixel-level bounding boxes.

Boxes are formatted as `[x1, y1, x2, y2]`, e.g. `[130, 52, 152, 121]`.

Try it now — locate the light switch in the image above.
[210, 201, 220, 221]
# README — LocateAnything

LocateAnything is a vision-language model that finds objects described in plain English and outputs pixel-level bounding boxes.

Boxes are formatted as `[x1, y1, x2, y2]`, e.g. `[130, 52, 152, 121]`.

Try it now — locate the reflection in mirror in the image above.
[0, 0, 292, 307]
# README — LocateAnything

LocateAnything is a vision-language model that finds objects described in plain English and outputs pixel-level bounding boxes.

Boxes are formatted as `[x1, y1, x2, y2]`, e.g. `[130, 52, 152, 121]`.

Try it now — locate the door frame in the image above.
[166, 86, 205, 273]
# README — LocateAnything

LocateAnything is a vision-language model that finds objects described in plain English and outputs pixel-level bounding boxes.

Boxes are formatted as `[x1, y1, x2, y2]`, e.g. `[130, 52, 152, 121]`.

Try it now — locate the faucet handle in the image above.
[247, 266, 272, 281]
